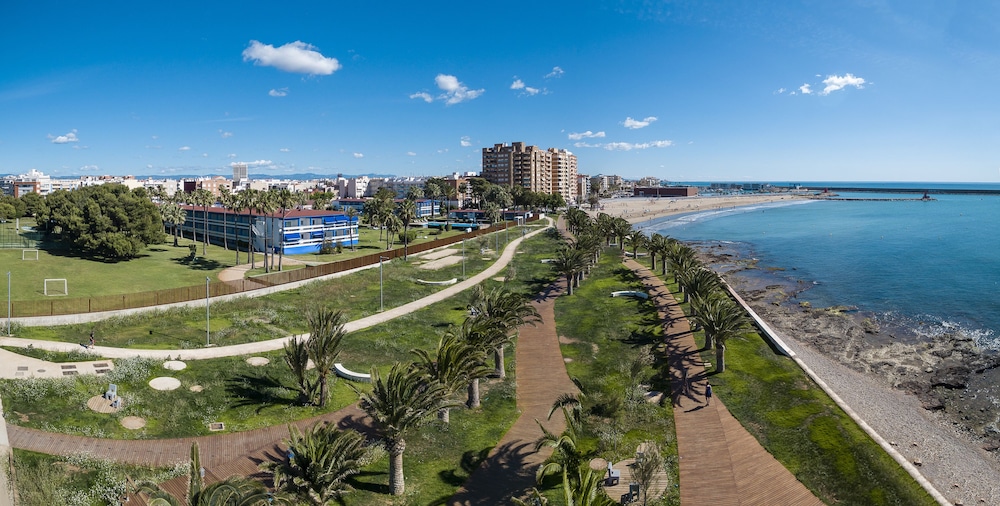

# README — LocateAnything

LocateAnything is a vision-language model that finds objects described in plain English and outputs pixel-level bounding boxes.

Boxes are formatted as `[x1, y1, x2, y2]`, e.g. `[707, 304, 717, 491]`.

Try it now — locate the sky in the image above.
[2, 0, 1000, 183]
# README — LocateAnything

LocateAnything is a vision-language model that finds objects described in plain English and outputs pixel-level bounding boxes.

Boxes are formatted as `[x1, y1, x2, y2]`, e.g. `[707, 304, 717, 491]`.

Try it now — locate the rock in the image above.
[913, 458, 922, 466]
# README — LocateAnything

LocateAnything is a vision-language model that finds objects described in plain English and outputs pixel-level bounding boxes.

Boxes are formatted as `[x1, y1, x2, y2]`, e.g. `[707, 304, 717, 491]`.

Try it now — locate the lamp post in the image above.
[461, 238, 466, 279]
[379, 256, 389, 312]
[6, 271, 10, 336]
[205, 276, 210, 346]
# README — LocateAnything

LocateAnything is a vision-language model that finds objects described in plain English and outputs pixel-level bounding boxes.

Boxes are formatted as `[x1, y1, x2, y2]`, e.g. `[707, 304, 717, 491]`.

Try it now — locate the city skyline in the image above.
[3, 1, 1000, 182]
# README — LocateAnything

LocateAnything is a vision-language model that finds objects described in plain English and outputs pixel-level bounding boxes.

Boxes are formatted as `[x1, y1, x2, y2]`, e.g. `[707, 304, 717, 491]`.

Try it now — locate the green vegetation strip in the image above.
[645, 263, 934, 506]
[547, 248, 680, 505]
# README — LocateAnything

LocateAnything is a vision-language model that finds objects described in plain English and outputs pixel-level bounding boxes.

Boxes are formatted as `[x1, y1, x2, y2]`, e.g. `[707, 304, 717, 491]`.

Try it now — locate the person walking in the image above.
[705, 383, 713, 406]
[89, 331, 95, 349]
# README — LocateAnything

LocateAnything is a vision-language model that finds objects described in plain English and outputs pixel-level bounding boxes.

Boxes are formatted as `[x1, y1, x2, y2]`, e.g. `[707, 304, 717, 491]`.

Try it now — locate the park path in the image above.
[624, 259, 824, 506]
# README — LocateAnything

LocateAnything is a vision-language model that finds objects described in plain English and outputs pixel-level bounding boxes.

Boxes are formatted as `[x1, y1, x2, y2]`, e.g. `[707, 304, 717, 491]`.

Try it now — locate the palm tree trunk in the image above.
[438, 407, 451, 423]
[494, 346, 505, 379]
[566, 275, 574, 295]
[716, 343, 726, 373]
[318, 375, 328, 407]
[389, 438, 406, 496]
[467, 378, 481, 409]
[704, 332, 714, 350]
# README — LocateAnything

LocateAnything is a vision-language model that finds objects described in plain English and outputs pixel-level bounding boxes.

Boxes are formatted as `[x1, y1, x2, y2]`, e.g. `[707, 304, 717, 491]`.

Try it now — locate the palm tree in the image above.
[383, 213, 402, 250]
[282, 336, 314, 405]
[159, 202, 185, 247]
[137, 443, 276, 506]
[274, 188, 299, 271]
[625, 229, 647, 260]
[534, 406, 584, 484]
[239, 189, 258, 268]
[693, 295, 750, 367]
[352, 362, 454, 496]
[611, 217, 632, 252]
[552, 246, 586, 295]
[411, 333, 490, 423]
[685, 268, 722, 307]
[255, 190, 278, 272]
[343, 207, 358, 251]
[261, 422, 369, 505]
[397, 198, 417, 260]
[647, 233, 669, 272]
[219, 188, 239, 263]
[443, 185, 457, 226]
[304, 306, 347, 407]
[191, 188, 215, 256]
[468, 285, 540, 379]
[562, 467, 617, 506]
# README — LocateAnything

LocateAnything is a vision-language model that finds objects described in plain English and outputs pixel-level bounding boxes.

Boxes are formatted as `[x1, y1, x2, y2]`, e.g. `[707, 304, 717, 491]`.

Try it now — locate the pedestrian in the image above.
[89, 331, 95, 349]
[705, 383, 713, 406]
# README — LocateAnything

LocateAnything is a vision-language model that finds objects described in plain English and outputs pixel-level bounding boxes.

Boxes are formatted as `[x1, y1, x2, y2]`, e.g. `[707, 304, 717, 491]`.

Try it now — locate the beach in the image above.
[586, 193, 810, 224]
[598, 194, 1000, 505]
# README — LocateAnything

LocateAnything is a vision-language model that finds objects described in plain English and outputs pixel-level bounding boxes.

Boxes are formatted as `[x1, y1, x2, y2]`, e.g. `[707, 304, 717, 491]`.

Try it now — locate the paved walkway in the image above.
[625, 259, 824, 506]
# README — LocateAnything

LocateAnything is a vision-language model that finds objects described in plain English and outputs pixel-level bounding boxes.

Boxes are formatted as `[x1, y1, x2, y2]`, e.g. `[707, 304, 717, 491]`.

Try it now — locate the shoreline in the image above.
[585, 193, 811, 224]
[695, 243, 1000, 506]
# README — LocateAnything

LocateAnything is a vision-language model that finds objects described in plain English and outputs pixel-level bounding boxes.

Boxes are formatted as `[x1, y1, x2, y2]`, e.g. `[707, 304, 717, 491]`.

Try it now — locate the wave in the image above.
[650, 199, 818, 231]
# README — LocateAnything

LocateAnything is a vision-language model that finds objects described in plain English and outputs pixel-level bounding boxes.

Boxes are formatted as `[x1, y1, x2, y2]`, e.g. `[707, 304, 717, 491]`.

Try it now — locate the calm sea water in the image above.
[649, 191, 1000, 349]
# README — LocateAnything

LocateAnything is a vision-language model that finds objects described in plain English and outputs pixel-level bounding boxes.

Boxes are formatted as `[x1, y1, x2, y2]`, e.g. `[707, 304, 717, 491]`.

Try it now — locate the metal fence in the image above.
[10, 218, 539, 317]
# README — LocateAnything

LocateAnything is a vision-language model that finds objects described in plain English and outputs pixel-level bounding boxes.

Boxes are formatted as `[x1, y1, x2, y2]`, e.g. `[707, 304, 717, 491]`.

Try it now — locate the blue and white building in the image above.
[178, 206, 358, 255]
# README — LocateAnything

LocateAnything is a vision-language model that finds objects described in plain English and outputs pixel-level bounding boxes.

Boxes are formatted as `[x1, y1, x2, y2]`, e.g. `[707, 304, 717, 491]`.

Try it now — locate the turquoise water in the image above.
[650, 194, 1000, 348]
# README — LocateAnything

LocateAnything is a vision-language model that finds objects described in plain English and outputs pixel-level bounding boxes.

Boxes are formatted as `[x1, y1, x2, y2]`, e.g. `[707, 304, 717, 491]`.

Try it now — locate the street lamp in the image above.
[205, 276, 210, 346]
[461, 238, 466, 279]
[6, 271, 10, 336]
[379, 256, 389, 312]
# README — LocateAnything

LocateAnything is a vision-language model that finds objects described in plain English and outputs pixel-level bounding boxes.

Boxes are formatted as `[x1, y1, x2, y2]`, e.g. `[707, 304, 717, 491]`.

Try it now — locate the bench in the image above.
[104, 383, 118, 400]
[607, 461, 621, 486]
[610, 291, 649, 299]
[333, 363, 371, 383]
[415, 278, 458, 286]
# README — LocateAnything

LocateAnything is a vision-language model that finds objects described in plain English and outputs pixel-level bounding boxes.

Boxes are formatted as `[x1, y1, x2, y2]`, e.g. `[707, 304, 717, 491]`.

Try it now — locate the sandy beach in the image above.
[597, 193, 1000, 504]
[586, 193, 810, 224]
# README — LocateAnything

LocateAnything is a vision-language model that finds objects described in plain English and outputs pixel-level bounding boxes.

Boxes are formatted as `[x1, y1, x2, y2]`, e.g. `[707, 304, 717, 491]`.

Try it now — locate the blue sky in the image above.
[2, 1, 999, 182]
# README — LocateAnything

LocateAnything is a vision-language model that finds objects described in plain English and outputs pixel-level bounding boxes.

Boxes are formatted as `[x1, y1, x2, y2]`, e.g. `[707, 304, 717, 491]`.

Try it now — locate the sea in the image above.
[644, 183, 1000, 350]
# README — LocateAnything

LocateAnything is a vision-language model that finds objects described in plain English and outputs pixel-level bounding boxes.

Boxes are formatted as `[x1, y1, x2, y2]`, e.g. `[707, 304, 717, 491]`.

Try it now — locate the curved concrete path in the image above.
[0, 219, 554, 363]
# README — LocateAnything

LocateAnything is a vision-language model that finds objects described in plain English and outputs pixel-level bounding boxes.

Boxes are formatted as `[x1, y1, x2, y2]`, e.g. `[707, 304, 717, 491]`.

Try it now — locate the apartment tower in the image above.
[482, 142, 577, 204]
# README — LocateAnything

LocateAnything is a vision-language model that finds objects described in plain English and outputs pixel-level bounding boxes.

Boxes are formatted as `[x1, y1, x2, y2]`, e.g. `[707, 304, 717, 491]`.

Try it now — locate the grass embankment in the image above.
[642, 262, 934, 505]
[3, 226, 565, 504]
[541, 248, 680, 505]
[14, 226, 546, 349]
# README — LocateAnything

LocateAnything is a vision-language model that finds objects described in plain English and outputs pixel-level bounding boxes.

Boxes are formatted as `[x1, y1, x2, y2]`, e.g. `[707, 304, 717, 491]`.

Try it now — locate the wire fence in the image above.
[10, 218, 539, 318]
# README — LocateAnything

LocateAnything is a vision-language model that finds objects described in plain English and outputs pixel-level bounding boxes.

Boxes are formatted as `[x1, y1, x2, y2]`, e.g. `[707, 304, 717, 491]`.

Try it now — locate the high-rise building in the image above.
[481, 142, 577, 204]
[232, 163, 248, 189]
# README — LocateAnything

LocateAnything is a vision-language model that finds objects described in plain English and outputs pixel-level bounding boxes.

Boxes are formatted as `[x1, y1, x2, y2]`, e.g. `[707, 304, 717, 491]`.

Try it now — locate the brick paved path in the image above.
[625, 259, 824, 506]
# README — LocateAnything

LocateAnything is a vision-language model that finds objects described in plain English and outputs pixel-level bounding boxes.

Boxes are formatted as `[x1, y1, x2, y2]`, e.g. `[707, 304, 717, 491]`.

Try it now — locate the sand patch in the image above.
[120, 416, 146, 429]
[163, 360, 186, 371]
[189, 385, 203, 392]
[419, 248, 459, 260]
[246, 357, 270, 366]
[149, 377, 181, 391]
[419, 256, 462, 270]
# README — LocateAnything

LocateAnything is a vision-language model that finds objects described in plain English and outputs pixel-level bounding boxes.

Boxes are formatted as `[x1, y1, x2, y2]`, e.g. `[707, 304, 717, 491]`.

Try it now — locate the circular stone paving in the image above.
[163, 360, 187, 371]
[149, 377, 181, 391]
[86, 395, 121, 414]
[189, 385, 204, 392]
[246, 357, 270, 366]
[120, 416, 146, 430]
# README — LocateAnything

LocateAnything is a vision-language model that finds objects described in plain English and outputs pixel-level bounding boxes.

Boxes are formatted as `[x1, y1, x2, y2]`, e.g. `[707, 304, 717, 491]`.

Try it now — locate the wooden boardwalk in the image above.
[625, 259, 824, 506]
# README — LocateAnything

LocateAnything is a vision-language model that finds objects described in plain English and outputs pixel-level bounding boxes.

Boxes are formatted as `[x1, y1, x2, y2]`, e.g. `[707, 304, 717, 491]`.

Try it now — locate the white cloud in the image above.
[409, 91, 433, 103]
[220, 130, 233, 138]
[775, 87, 786, 94]
[233, 160, 273, 168]
[603, 140, 673, 151]
[49, 129, 79, 144]
[228, 153, 237, 158]
[545, 66, 564, 79]
[202, 153, 209, 157]
[280, 148, 290, 152]
[799, 84, 813, 95]
[178, 146, 191, 151]
[622, 116, 658, 129]
[510, 79, 525, 90]
[411, 74, 484, 105]
[269, 88, 288, 97]
[568, 130, 606, 140]
[573, 141, 601, 148]
[406, 151, 417, 156]
[353, 152, 364, 158]
[79, 164, 99, 171]
[510, 77, 541, 96]
[460, 136, 472, 147]
[821, 73, 865, 95]
[242, 40, 341, 75]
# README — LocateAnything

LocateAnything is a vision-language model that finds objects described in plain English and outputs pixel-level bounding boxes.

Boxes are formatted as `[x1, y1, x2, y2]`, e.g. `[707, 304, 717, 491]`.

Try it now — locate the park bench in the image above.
[333, 363, 371, 383]
[610, 290, 649, 299]
[104, 383, 118, 401]
[606, 461, 621, 486]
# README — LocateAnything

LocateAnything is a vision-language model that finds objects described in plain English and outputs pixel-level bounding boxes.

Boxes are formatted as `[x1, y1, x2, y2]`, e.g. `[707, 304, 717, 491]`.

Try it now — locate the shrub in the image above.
[398, 230, 417, 244]
[318, 238, 335, 255]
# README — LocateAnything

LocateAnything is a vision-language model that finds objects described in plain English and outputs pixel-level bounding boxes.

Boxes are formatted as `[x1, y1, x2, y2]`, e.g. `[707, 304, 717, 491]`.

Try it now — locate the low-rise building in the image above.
[178, 206, 358, 255]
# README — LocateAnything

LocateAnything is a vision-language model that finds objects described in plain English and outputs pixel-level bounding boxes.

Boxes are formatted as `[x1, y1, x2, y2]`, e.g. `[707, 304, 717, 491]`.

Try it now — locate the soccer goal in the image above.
[22, 249, 39, 260]
[44, 278, 68, 296]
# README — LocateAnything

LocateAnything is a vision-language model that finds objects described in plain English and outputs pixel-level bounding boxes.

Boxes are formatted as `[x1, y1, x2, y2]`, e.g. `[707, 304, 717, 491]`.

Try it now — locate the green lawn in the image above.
[639, 261, 935, 506]
[546, 248, 680, 505]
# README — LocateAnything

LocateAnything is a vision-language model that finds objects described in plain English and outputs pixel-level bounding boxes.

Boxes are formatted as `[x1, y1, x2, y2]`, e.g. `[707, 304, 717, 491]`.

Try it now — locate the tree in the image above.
[304, 306, 347, 407]
[283, 336, 315, 405]
[238, 189, 259, 268]
[647, 233, 669, 272]
[224, 189, 245, 265]
[411, 333, 490, 423]
[274, 188, 299, 271]
[261, 423, 369, 505]
[534, 406, 584, 484]
[19, 192, 46, 218]
[692, 294, 750, 369]
[629, 442, 666, 506]
[468, 285, 540, 379]
[611, 217, 632, 251]
[383, 213, 402, 250]
[191, 188, 215, 256]
[352, 363, 454, 496]
[552, 246, 587, 295]
[343, 207, 358, 251]
[159, 202, 186, 247]
[397, 198, 417, 260]
[625, 229, 647, 260]
[218, 188, 237, 257]
[255, 190, 278, 272]
[137, 442, 277, 506]
[42, 184, 164, 260]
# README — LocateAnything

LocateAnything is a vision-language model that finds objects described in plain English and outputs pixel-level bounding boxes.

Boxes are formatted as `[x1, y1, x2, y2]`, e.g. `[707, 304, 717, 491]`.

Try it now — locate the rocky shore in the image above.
[695, 241, 1000, 505]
